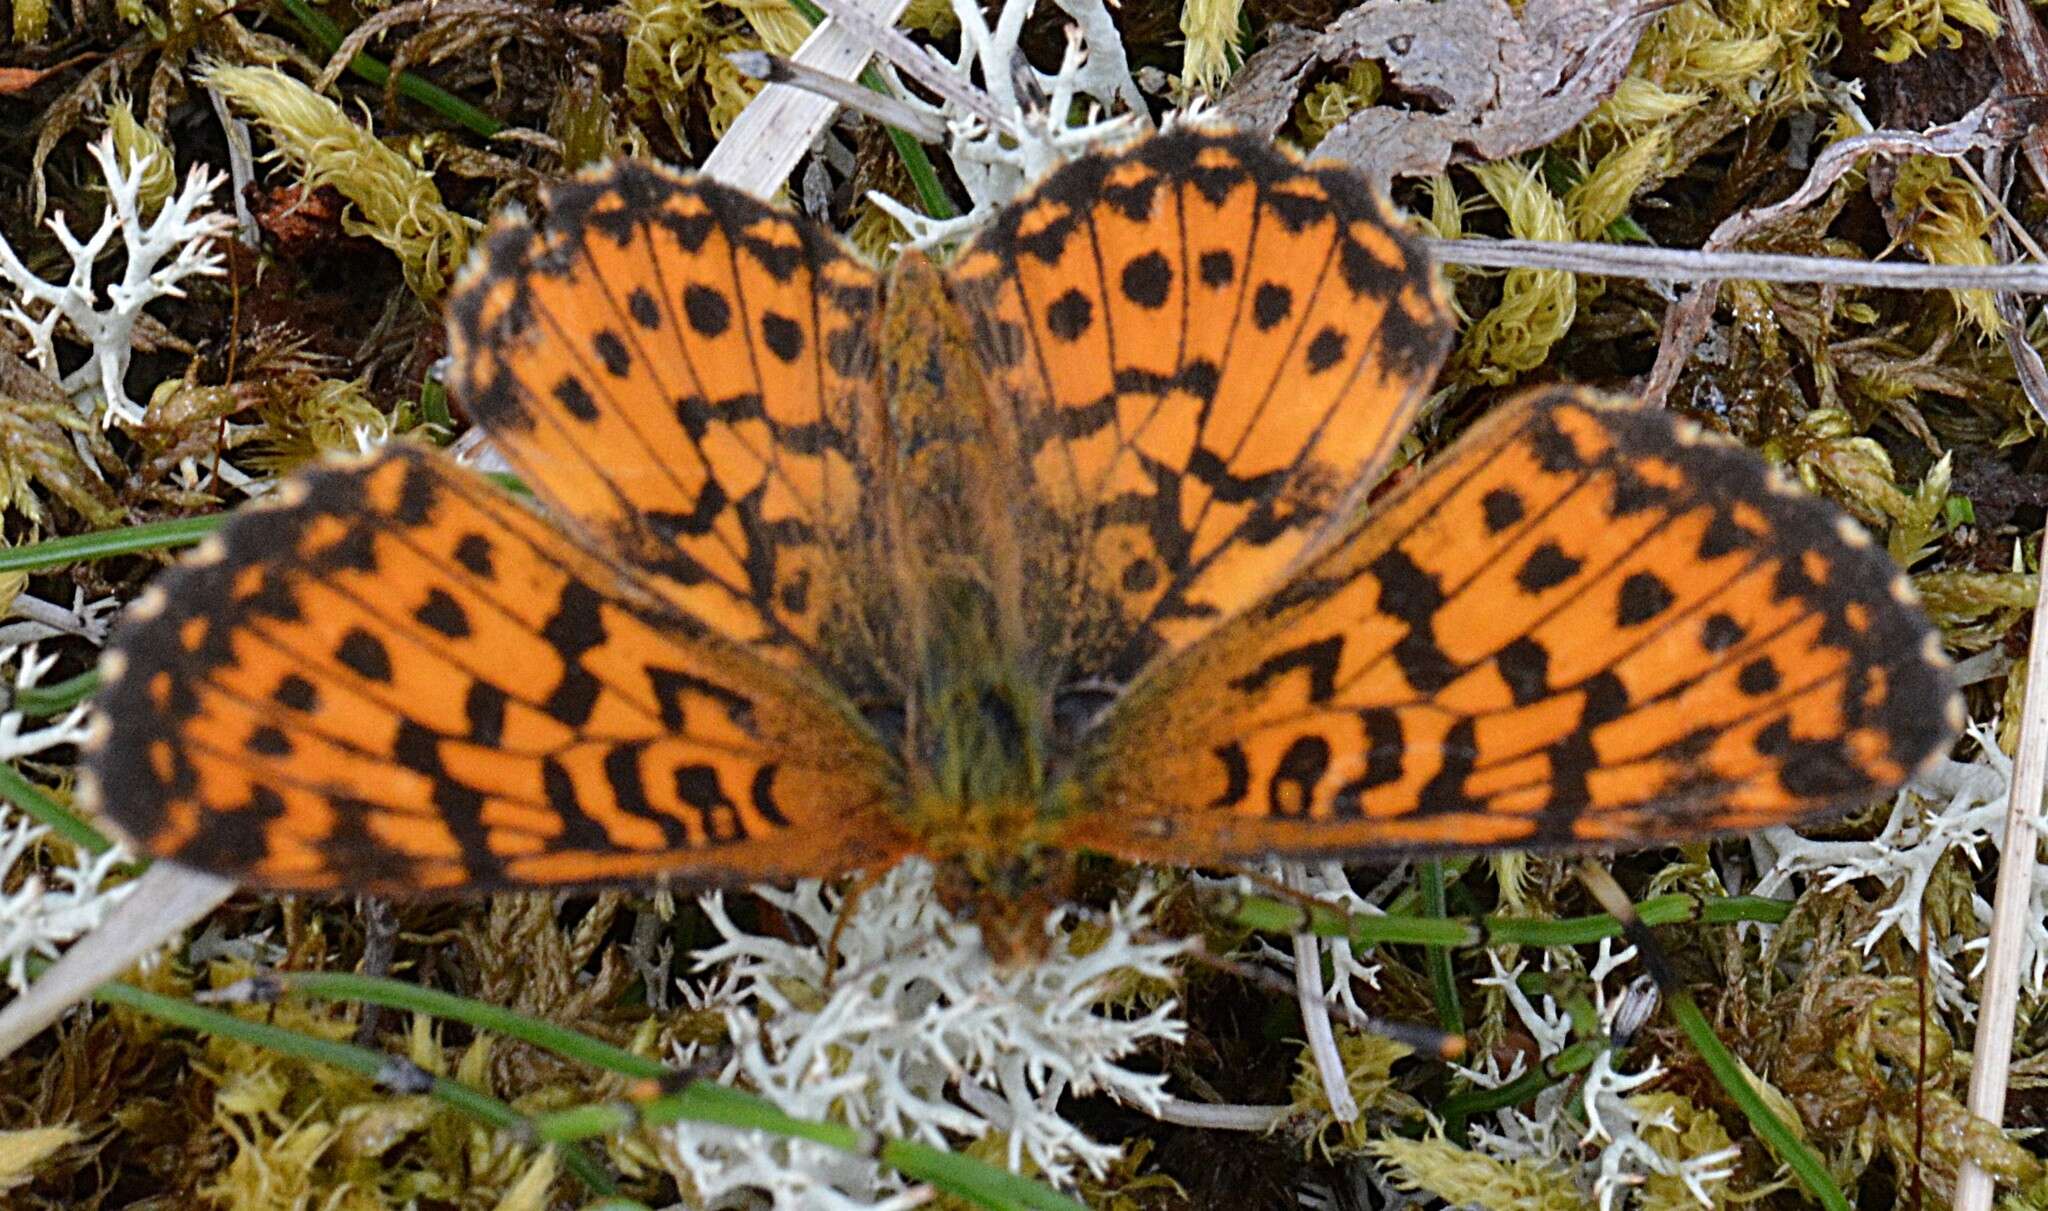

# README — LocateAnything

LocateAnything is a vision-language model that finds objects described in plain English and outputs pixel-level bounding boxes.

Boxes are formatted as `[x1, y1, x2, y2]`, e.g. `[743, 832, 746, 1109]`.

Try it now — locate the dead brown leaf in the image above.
[1220, 0, 1668, 182]
[0, 54, 97, 95]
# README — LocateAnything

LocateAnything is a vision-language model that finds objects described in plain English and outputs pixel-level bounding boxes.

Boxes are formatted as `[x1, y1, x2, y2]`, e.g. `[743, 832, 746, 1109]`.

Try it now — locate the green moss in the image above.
[204, 64, 479, 299]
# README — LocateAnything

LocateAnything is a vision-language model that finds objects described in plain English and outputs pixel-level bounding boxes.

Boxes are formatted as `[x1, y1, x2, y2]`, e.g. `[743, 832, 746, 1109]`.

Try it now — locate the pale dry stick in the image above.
[804, 0, 1023, 138]
[702, 0, 917, 197]
[1147, 1095, 1292, 1132]
[203, 89, 261, 249]
[0, 865, 236, 1058]
[1952, 155, 2048, 266]
[1955, 156, 2048, 1211]
[1979, 150, 2048, 427]
[1642, 95, 2047, 408]
[726, 50, 950, 143]
[1957, 38, 2048, 1204]
[1954, 541, 2048, 1211]
[1429, 238, 2048, 293]
[1285, 863, 1360, 1124]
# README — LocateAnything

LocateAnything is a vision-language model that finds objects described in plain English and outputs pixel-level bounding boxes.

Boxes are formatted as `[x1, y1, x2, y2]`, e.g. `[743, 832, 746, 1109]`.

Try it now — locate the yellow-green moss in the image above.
[1453, 160, 1576, 385]
[1290, 1031, 1420, 1157]
[1366, 1133, 1584, 1211]
[1862, 0, 1999, 63]
[1179, 0, 1241, 96]
[11, 0, 48, 44]
[203, 63, 478, 299]
[1296, 62, 1382, 147]
[106, 103, 176, 216]
[1889, 157, 2001, 338]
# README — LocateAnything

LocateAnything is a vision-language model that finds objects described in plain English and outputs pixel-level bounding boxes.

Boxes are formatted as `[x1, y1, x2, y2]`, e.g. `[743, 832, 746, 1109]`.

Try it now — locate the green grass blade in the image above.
[269, 971, 665, 1078]
[540, 1084, 1090, 1211]
[274, 970, 1086, 1209]
[1419, 860, 1463, 1035]
[1666, 986, 1847, 1210]
[882, 1138, 1090, 1211]
[13, 669, 101, 717]
[274, 0, 505, 138]
[0, 763, 115, 856]
[90, 976, 616, 1194]
[1439, 1036, 1605, 1134]
[0, 516, 219, 573]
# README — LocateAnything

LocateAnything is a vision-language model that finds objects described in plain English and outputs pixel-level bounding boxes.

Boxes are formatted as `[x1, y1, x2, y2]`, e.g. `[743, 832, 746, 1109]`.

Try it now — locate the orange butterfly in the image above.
[83, 129, 1961, 956]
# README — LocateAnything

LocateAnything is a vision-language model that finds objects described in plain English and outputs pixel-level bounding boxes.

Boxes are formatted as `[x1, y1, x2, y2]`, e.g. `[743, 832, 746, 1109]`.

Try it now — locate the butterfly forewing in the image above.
[1059, 388, 1961, 863]
[948, 130, 1453, 686]
[86, 448, 910, 894]
[446, 163, 890, 697]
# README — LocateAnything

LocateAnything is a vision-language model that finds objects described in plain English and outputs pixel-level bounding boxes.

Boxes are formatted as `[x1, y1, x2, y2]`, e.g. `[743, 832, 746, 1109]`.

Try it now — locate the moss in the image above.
[10, 0, 48, 45]
[1626, 1091, 1742, 1210]
[1295, 62, 1381, 146]
[1178, 0, 1242, 96]
[1889, 157, 2001, 338]
[1861, 0, 2001, 63]
[1365, 1132, 1584, 1211]
[621, 0, 730, 148]
[1290, 1031, 1420, 1156]
[105, 102, 175, 216]
[1452, 160, 1576, 385]
[203, 64, 479, 299]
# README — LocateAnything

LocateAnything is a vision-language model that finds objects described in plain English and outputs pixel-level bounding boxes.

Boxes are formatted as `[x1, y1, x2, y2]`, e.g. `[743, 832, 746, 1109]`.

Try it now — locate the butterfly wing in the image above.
[446, 162, 888, 694]
[85, 448, 911, 895]
[946, 129, 1452, 684]
[1056, 388, 1960, 862]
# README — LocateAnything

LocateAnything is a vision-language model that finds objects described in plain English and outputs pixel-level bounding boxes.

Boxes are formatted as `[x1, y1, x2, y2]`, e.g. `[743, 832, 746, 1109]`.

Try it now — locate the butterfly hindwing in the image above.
[947, 130, 1453, 684]
[85, 448, 910, 895]
[447, 163, 887, 692]
[1059, 388, 1960, 863]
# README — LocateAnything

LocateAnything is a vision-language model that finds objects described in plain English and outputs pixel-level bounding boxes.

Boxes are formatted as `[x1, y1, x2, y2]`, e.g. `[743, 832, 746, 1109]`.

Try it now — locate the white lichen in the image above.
[1449, 941, 1738, 1211]
[1747, 720, 2023, 1015]
[0, 646, 134, 995]
[866, 0, 1145, 247]
[660, 859, 1186, 1207]
[1238, 861, 1386, 1125]
[0, 646, 96, 763]
[0, 136, 234, 428]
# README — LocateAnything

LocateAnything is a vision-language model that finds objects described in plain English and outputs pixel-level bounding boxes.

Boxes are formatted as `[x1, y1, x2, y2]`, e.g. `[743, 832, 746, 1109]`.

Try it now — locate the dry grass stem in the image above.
[1955, 531, 2048, 1211]
[1431, 237, 2048, 292]
[701, 0, 915, 195]
[805, 0, 1021, 134]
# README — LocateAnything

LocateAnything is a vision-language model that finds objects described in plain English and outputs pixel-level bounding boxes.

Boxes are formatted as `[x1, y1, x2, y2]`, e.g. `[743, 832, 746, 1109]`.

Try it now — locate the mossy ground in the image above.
[2, 0, 2046, 1207]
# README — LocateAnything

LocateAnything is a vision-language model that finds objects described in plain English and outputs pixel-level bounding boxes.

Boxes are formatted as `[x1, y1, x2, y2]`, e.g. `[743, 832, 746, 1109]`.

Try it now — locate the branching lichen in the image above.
[664, 861, 1186, 1206]
[0, 137, 231, 427]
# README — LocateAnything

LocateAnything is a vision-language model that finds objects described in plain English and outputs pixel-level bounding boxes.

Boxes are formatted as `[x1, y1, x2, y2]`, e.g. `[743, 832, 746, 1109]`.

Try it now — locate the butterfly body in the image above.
[84, 129, 1960, 937]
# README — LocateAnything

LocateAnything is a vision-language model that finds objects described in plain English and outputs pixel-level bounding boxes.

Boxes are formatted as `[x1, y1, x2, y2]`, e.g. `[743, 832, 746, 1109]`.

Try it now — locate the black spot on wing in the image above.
[337, 628, 392, 683]
[684, 284, 731, 336]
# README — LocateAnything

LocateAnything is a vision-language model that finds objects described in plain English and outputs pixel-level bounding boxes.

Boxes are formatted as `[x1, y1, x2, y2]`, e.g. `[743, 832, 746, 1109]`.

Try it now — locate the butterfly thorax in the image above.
[876, 251, 1074, 947]
[905, 579, 1047, 817]
[904, 592, 1073, 962]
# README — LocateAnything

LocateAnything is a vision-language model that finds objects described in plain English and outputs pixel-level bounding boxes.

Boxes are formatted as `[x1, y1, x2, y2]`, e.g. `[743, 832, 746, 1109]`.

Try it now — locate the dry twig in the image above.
[1430, 237, 2048, 292]
[1643, 96, 2047, 407]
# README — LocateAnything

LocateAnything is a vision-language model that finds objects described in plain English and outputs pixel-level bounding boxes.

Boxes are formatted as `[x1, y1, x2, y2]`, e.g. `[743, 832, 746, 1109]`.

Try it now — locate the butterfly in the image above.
[82, 128, 1961, 957]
